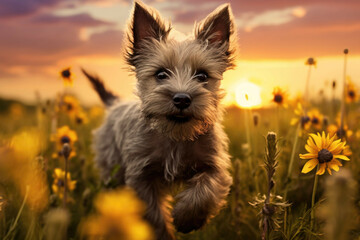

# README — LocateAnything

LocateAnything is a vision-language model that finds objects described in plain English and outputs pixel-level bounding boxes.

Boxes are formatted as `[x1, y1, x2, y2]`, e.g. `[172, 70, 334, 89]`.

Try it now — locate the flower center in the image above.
[57, 179, 65, 187]
[318, 149, 333, 163]
[61, 69, 71, 78]
[76, 117, 83, 124]
[301, 116, 310, 128]
[311, 117, 319, 124]
[348, 90, 355, 98]
[274, 94, 283, 103]
[66, 103, 73, 111]
[61, 136, 70, 144]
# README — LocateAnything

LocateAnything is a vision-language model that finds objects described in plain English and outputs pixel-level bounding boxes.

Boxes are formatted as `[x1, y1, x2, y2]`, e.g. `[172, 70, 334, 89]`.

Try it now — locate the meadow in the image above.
[0, 53, 359, 240]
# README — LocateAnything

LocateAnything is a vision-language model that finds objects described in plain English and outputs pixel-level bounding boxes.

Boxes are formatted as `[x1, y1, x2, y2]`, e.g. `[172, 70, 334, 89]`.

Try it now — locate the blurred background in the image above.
[1, 0, 360, 107]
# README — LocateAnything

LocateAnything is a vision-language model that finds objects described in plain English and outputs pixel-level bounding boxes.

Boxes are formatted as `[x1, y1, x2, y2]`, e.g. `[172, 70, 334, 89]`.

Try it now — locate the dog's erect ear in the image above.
[131, 1, 169, 50]
[196, 4, 233, 46]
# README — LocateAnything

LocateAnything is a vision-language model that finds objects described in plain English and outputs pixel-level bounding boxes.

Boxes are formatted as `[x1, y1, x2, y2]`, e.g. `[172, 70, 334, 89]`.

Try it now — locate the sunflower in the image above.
[300, 132, 350, 175]
[307, 109, 323, 130]
[60, 67, 74, 87]
[51, 126, 78, 159]
[60, 95, 81, 117]
[290, 103, 311, 131]
[345, 77, 358, 103]
[327, 123, 353, 140]
[75, 110, 88, 125]
[52, 168, 76, 199]
[272, 87, 288, 107]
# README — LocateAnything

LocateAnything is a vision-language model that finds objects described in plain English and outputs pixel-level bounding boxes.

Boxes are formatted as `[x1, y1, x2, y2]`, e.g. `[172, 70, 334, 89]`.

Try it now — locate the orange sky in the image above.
[0, 0, 359, 106]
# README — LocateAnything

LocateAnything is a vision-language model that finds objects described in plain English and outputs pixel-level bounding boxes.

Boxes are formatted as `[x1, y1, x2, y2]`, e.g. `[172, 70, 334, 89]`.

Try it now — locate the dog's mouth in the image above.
[166, 114, 191, 123]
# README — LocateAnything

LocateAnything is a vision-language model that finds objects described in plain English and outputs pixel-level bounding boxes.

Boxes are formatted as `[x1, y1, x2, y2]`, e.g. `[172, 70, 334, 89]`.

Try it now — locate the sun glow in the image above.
[235, 82, 262, 108]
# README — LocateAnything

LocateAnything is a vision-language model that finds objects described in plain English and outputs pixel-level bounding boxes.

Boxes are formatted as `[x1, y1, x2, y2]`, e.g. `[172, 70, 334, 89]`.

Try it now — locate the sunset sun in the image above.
[235, 81, 262, 108]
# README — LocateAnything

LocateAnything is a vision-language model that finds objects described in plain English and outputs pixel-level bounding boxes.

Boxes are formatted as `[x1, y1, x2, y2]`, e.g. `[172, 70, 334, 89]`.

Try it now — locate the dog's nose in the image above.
[173, 93, 191, 109]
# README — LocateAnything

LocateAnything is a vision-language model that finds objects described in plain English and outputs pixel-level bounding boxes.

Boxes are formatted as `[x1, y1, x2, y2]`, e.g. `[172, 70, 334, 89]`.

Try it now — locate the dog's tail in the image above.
[81, 68, 118, 107]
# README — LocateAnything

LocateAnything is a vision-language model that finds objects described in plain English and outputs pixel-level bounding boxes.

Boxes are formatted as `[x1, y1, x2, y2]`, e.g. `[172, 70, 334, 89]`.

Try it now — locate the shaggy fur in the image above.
[85, 2, 235, 239]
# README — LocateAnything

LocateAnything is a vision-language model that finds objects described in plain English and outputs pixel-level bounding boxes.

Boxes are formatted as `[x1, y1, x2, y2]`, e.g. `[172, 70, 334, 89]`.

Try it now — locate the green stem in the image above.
[339, 52, 348, 138]
[283, 124, 300, 233]
[310, 165, 319, 230]
[63, 156, 68, 208]
[4, 186, 29, 240]
[244, 108, 259, 193]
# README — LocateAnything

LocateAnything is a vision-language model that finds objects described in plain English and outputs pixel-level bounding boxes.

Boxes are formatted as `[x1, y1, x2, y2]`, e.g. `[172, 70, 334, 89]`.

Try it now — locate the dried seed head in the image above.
[344, 49, 349, 54]
[307, 57, 316, 65]
[332, 80, 336, 89]
[61, 143, 71, 159]
[267, 132, 276, 145]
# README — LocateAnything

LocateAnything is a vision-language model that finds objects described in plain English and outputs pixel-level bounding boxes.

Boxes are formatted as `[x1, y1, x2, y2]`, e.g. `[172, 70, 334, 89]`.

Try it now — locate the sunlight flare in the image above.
[235, 81, 262, 108]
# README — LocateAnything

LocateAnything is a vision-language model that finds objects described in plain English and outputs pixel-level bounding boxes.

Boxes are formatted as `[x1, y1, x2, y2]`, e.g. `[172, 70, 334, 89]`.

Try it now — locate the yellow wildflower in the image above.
[60, 67, 74, 87]
[327, 124, 353, 140]
[75, 111, 88, 125]
[272, 87, 288, 107]
[52, 168, 76, 199]
[307, 109, 323, 130]
[300, 132, 350, 175]
[60, 95, 81, 117]
[345, 77, 358, 103]
[6, 130, 49, 211]
[51, 126, 77, 159]
[290, 103, 311, 130]
[82, 188, 154, 240]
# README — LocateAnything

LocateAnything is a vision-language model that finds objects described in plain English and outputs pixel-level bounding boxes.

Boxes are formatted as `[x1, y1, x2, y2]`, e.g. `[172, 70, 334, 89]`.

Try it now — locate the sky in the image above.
[1, 0, 360, 107]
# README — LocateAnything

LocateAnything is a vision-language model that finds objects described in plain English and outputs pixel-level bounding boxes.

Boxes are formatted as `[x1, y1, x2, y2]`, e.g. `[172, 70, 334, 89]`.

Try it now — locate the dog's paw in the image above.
[172, 206, 208, 233]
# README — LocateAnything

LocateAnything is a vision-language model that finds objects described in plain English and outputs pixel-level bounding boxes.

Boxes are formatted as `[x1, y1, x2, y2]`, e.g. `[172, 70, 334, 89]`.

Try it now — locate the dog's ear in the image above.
[130, 1, 169, 50]
[196, 4, 233, 46]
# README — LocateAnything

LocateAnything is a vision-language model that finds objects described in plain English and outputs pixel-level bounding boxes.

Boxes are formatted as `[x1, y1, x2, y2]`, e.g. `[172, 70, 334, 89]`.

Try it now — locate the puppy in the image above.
[83, 1, 235, 239]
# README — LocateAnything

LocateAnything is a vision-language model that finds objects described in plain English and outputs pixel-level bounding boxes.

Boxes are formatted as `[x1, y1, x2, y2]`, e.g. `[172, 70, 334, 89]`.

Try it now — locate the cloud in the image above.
[236, 6, 306, 32]
[0, 12, 123, 78]
[237, 5, 360, 59]
[0, 0, 62, 18]
[31, 13, 114, 26]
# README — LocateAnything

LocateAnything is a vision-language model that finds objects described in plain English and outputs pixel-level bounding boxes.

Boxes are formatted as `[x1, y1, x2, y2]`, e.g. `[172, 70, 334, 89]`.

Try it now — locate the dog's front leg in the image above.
[172, 168, 232, 233]
[127, 177, 175, 240]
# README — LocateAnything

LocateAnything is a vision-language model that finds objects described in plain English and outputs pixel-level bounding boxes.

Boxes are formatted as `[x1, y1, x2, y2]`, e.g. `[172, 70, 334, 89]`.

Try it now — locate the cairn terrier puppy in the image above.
[83, 1, 235, 239]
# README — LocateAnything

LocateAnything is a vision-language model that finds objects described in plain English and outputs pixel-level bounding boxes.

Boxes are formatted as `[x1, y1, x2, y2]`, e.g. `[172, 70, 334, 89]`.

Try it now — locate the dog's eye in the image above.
[195, 71, 208, 82]
[155, 70, 169, 81]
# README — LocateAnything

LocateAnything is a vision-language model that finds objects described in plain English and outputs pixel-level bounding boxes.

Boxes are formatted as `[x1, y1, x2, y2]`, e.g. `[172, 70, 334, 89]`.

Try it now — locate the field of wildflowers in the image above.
[0, 51, 359, 240]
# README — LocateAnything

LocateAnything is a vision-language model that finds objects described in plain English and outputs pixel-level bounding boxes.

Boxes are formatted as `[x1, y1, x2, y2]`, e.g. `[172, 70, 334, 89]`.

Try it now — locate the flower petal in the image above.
[301, 159, 318, 173]
[316, 163, 326, 175]
[299, 153, 318, 159]
[290, 118, 298, 125]
[309, 133, 322, 149]
[333, 155, 350, 161]
[306, 138, 318, 153]
[328, 139, 342, 152]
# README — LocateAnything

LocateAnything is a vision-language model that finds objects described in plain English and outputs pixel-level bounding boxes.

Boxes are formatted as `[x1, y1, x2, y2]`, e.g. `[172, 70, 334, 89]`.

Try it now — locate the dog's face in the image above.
[126, 2, 235, 141]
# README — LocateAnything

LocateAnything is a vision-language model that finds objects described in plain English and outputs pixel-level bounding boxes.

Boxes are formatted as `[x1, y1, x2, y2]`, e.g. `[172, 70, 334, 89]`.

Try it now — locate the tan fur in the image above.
[88, 2, 236, 239]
